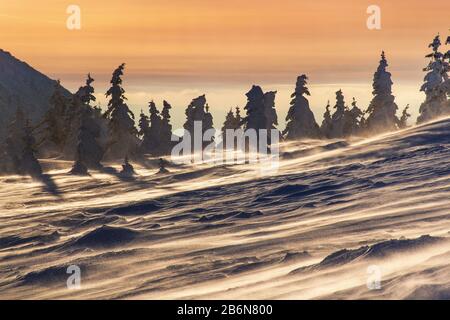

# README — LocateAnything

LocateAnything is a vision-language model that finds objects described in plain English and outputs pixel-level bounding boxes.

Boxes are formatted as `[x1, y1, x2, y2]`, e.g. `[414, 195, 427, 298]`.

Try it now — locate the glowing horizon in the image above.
[0, 0, 448, 128]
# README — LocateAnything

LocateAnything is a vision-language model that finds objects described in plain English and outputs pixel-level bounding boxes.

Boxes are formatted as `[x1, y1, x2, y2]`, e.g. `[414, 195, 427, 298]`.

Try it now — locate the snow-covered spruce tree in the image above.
[138, 110, 149, 138]
[243, 85, 266, 132]
[283, 75, 322, 140]
[263, 91, 280, 145]
[320, 101, 333, 138]
[397, 104, 411, 129]
[243, 85, 280, 145]
[221, 107, 243, 149]
[235, 106, 242, 127]
[445, 36, 450, 103]
[417, 35, 450, 123]
[344, 98, 364, 136]
[103, 64, 137, 159]
[3, 107, 27, 173]
[70, 105, 103, 172]
[21, 119, 43, 178]
[40, 81, 70, 153]
[365, 51, 399, 133]
[221, 108, 237, 148]
[264, 91, 278, 131]
[141, 101, 162, 155]
[77, 74, 96, 105]
[63, 74, 99, 160]
[222, 108, 236, 129]
[204, 103, 215, 145]
[328, 90, 348, 138]
[183, 94, 211, 150]
[159, 100, 174, 155]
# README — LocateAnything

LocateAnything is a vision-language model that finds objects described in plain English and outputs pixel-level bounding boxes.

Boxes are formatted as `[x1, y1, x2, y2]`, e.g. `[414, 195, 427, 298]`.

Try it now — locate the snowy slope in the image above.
[0, 49, 71, 138]
[1, 117, 450, 299]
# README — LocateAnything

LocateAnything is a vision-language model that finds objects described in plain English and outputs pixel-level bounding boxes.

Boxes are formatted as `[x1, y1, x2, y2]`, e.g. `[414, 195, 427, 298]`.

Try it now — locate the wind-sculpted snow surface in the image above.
[1, 118, 450, 299]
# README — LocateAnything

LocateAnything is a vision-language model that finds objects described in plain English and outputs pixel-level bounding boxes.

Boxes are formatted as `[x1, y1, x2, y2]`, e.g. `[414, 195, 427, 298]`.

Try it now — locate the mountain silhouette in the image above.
[0, 49, 71, 138]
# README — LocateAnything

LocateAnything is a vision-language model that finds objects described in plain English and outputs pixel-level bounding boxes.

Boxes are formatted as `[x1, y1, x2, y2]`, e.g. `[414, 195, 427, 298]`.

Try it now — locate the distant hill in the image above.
[0, 49, 72, 139]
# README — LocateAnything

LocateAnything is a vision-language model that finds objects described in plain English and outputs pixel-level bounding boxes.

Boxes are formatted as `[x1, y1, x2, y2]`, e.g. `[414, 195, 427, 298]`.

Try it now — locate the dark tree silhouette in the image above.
[21, 119, 43, 178]
[321, 101, 333, 138]
[183, 95, 213, 150]
[159, 100, 174, 155]
[397, 104, 411, 129]
[4, 107, 26, 173]
[63, 74, 100, 160]
[138, 109, 150, 138]
[40, 81, 70, 152]
[328, 89, 347, 138]
[344, 98, 364, 136]
[141, 100, 162, 155]
[221, 108, 237, 148]
[243, 85, 266, 133]
[70, 105, 103, 173]
[104, 64, 137, 159]
[283, 75, 322, 140]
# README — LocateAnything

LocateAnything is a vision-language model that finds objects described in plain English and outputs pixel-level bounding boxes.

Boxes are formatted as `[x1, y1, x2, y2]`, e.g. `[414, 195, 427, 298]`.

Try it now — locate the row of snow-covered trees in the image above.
[417, 35, 450, 123]
[0, 34, 449, 177]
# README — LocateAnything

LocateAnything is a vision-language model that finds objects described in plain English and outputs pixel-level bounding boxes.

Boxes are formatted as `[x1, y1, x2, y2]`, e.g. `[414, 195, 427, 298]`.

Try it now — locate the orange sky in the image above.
[0, 0, 449, 127]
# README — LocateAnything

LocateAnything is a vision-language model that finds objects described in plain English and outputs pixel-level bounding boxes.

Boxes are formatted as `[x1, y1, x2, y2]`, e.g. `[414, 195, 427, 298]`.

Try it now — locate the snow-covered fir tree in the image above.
[235, 106, 242, 127]
[397, 104, 411, 129]
[77, 74, 96, 105]
[417, 35, 450, 123]
[141, 100, 162, 155]
[283, 75, 322, 140]
[243, 85, 266, 133]
[320, 101, 333, 138]
[21, 119, 42, 178]
[63, 74, 100, 160]
[204, 103, 214, 137]
[222, 109, 237, 130]
[71, 105, 103, 171]
[263, 91, 280, 144]
[222, 108, 237, 148]
[159, 100, 173, 155]
[344, 98, 364, 136]
[103, 64, 137, 159]
[445, 36, 450, 101]
[328, 90, 348, 138]
[365, 51, 399, 133]
[263, 91, 278, 131]
[3, 107, 27, 173]
[183, 94, 212, 150]
[242, 85, 280, 145]
[140, 100, 174, 156]
[138, 110, 149, 138]
[221, 107, 243, 149]
[39, 81, 70, 152]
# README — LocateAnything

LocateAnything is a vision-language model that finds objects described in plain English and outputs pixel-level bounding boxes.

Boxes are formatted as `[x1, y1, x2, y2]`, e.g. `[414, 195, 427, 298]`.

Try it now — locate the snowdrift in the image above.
[1, 117, 450, 299]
